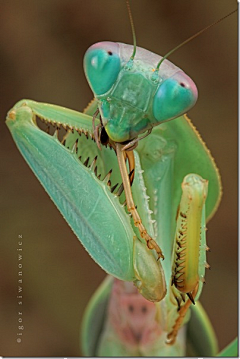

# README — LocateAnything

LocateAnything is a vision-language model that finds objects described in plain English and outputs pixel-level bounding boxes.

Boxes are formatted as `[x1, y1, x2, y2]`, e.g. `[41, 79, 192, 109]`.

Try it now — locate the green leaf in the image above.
[217, 338, 238, 357]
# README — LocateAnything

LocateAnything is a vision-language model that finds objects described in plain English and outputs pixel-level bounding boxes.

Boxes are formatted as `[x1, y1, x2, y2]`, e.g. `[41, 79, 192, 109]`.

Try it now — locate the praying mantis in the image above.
[4, 0, 238, 358]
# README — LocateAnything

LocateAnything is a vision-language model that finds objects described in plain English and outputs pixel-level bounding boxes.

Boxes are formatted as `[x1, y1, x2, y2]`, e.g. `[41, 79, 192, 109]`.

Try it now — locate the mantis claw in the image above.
[147, 238, 164, 260]
[167, 284, 199, 345]
[186, 292, 195, 305]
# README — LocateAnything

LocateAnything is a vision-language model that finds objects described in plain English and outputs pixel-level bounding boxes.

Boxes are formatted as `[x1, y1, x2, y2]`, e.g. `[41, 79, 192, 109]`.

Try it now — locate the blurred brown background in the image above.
[0, 0, 237, 356]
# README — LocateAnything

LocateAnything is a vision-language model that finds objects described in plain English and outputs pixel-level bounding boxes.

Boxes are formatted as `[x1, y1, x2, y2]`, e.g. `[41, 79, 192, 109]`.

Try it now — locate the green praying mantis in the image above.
[5, 1, 238, 357]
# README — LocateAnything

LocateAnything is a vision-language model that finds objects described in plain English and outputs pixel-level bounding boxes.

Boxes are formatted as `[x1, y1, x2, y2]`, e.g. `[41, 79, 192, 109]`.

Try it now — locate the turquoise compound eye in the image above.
[84, 42, 121, 96]
[153, 72, 198, 122]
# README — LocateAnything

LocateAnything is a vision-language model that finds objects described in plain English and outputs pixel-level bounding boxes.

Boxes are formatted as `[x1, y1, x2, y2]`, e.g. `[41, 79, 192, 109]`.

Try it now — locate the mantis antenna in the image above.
[156, 8, 237, 71]
[126, 0, 137, 60]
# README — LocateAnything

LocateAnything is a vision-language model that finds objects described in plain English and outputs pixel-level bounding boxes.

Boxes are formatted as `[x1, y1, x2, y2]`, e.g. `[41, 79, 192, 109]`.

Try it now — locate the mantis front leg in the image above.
[7, 100, 166, 302]
[116, 143, 164, 260]
[167, 173, 208, 344]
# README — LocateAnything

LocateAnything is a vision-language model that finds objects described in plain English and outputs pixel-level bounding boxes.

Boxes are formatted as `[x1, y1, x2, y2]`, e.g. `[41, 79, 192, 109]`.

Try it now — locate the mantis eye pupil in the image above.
[180, 82, 186, 87]
[141, 306, 147, 313]
[107, 51, 113, 55]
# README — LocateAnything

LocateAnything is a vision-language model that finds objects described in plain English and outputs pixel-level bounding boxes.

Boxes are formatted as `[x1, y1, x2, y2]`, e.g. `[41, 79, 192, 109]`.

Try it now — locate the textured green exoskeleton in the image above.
[6, 39, 222, 354]
[84, 42, 198, 142]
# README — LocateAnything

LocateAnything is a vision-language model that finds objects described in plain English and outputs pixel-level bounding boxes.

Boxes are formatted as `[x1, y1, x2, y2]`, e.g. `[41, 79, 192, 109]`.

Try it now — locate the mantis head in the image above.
[84, 41, 198, 143]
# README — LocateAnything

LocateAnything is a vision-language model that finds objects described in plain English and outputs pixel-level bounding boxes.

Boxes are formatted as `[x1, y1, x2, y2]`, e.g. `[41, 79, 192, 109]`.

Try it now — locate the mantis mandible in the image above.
[5, 1, 237, 356]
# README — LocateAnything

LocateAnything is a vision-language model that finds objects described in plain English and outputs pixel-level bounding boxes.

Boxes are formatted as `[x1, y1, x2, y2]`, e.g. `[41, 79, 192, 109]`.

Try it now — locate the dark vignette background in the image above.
[0, 0, 237, 356]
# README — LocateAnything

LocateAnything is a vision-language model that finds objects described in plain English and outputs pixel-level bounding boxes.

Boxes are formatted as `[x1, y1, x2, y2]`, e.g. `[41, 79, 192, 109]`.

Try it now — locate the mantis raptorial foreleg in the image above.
[116, 142, 164, 260]
[166, 173, 208, 344]
[167, 283, 199, 345]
